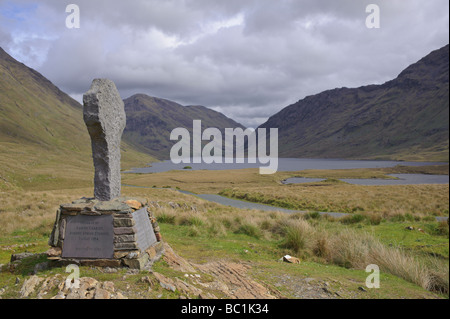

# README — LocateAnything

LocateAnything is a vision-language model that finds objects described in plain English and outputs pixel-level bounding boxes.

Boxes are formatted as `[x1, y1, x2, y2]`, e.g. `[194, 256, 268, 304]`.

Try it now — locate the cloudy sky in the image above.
[0, 0, 448, 127]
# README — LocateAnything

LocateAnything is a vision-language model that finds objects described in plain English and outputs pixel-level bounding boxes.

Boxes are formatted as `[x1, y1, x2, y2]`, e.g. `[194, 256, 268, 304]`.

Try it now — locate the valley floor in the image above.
[0, 165, 448, 299]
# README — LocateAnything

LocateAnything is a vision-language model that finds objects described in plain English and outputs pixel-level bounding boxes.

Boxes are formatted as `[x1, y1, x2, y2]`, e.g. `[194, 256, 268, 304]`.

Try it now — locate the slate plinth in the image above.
[47, 197, 164, 269]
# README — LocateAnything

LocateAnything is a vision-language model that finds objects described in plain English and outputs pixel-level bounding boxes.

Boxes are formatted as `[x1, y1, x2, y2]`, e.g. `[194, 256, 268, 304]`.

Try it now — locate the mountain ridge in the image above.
[123, 93, 246, 160]
[258, 44, 449, 162]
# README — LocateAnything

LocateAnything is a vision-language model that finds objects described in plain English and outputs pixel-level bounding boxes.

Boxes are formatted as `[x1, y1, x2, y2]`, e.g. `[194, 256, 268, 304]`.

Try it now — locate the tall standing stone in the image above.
[83, 79, 126, 201]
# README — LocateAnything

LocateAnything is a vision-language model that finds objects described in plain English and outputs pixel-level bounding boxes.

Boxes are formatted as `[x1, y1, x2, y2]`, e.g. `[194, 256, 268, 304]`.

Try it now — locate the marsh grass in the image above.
[0, 188, 88, 235]
[293, 224, 449, 294]
[235, 222, 262, 239]
[340, 214, 366, 224]
[436, 220, 450, 237]
[279, 219, 314, 256]
[148, 197, 448, 295]
[0, 165, 448, 296]
[220, 183, 449, 217]
[125, 165, 448, 218]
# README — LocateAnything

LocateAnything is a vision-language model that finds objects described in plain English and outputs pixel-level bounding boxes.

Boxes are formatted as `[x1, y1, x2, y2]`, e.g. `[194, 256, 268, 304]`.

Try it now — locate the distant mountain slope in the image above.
[0, 47, 154, 190]
[0, 47, 83, 148]
[123, 94, 246, 159]
[258, 45, 449, 162]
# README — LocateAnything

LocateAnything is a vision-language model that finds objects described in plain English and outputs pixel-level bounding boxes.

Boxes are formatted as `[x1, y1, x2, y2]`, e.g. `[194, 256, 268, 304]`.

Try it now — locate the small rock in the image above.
[160, 281, 176, 292]
[38, 275, 62, 297]
[153, 272, 176, 292]
[102, 281, 115, 293]
[33, 262, 49, 274]
[168, 202, 179, 209]
[94, 288, 111, 299]
[46, 247, 62, 258]
[322, 287, 332, 294]
[116, 292, 127, 299]
[79, 277, 98, 290]
[65, 290, 84, 299]
[94, 201, 130, 212]
[140, 276, 157, 288]
[10, 252, 35, 262]
[20, 275, 44, 298]
[102, 267, 118, 274]
[51, 291, 66, 299]
[126, 269, 139, 275]
[124, 199, 142, 210]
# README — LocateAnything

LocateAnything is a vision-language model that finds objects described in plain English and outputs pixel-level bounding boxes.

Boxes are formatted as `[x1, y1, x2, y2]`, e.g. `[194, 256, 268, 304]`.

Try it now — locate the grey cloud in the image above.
[0, 27, 11, 45]
[1, 0, 449, 128]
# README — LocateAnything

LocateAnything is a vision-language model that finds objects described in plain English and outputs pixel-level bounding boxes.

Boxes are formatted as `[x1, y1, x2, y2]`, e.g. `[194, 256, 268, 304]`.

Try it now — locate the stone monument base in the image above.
[46, 197, 163, 270]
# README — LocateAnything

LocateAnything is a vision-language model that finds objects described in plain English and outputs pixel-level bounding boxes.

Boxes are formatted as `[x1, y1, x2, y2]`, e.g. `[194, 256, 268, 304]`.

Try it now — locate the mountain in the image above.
[0, 47, 154, 190]
[123, 94, 246, 160]
[258, 45, 449, 162]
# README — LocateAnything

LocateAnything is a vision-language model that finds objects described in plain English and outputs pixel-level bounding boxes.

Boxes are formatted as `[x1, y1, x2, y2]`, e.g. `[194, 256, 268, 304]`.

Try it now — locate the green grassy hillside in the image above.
[0, 47, 155, 191]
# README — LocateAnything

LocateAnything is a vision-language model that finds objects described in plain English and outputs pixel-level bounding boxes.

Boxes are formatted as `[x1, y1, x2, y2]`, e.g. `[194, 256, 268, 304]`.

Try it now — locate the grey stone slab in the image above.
[114, 242, 138, 250]
[94, 200, 130, 212]
[83, 79, 126, 201]
[48, 209, 61, 247]
[62, 215, 114, 259]
[132, 207, 157, 252]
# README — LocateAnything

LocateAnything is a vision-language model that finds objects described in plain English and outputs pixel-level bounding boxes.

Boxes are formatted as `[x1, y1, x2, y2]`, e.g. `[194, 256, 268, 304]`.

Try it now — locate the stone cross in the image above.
[83, 79, 126, 201]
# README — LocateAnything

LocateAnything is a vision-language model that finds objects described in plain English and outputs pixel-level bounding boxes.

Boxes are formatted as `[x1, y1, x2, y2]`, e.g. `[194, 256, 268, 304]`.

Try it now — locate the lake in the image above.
[126, 158, 445, 174]
[123, 157, 448, 221]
